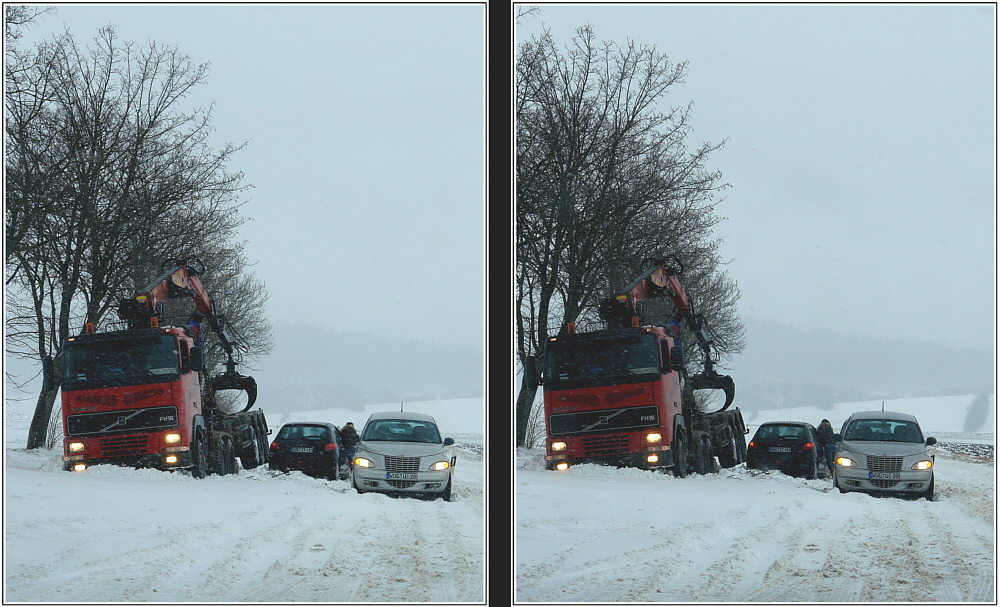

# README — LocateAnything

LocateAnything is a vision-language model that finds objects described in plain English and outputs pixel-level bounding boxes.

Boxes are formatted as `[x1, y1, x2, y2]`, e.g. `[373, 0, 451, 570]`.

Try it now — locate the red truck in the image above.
[60, 261, 270, 477]
[538, 259, 747, 475]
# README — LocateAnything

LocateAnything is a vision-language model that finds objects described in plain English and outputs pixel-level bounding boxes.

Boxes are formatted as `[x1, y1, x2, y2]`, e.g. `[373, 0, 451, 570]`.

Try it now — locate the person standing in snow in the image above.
[816, 419, 837, 472]
[339, 421, 360, 469]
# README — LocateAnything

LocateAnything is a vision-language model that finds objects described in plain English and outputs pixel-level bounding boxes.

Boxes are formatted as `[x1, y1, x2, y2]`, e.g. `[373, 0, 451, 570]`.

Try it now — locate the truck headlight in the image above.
[835, 456, 856, 467]
[164, 454, 179, 464]
[164, 433, 182, 444]
[912, 460, 933, 470]
[430, 461, 450, 471]
[354, 457, 374, 468]
[555, 462, 569, 471]
[551, 441, 567, 451]
[646, 432, 662, 443]
[72, 463, 87, 472]
[68, 442, 85, 453]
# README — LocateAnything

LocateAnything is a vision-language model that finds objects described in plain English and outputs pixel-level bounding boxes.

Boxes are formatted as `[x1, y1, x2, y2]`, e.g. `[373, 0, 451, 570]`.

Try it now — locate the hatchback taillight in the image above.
[270, 441, 279, 451]
[323, 442, 338, 452]
[802, 442, 814, 450]
[748, 441, 756, 448]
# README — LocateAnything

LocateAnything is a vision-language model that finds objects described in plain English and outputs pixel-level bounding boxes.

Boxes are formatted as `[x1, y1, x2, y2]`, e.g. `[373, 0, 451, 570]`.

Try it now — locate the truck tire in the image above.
[717, 429, 739, 469]
[191, 435, 208, 479]
[239, 427, 261, 470]
[735, 429, 747, 463]
[692, 436, 713, 475]
[222, 438, 238, 475]
[672, 433, 689, 478]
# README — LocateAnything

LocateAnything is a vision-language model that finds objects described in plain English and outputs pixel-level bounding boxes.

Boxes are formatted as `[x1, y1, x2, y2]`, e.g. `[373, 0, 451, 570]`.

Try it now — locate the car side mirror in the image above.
[443, 437, 454, 446]
[925, 437, 937, 446]
[189, 346, 203, 372]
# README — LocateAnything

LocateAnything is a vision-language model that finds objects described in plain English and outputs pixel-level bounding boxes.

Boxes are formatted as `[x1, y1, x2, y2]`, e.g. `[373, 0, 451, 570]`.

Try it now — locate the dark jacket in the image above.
[340, 425, 360, 448]
[816, 423, 836, 446]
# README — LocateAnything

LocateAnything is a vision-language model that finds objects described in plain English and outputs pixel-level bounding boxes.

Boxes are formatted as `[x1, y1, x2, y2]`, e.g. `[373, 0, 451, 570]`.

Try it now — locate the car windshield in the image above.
[544, 334, 659, 387]
[63, 334, 179, 391]
[843, 419, 923, 443]
[755, 425, 808, 440]
[277, 425, 330, 441]
[361, 419, 442, 443]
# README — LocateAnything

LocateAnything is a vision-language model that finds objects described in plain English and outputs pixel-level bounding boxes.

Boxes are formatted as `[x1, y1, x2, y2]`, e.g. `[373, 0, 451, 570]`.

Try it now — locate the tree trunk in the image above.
[26, 355, 60, 449]
[515, 353, 542, 447]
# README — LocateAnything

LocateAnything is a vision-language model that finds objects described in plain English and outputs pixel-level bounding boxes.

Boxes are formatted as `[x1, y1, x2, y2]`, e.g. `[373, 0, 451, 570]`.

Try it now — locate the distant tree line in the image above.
[5, 8, 271, 448]
[515, 23, 745, 447]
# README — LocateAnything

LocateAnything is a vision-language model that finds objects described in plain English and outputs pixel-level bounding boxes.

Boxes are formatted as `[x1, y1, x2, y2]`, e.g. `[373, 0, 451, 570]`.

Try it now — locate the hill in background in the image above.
[247, 321, 482, 414]
[726, 318, 994, 412]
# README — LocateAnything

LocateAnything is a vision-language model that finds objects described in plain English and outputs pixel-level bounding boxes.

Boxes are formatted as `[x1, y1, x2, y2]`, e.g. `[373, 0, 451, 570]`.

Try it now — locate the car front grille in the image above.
[870, 479, 899, 489]
[387, 480, 416, 489]
[867, 456, 903, 471]
[384, 455, 420, 472]
[581, 434, 629, 457]
[99, 435, 149, 457]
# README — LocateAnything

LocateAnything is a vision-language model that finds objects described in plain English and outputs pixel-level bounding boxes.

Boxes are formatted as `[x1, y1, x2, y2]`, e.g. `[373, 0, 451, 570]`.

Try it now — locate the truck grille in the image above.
[581, 434, 629, 457]
[67, 406, 178, 437]
[99, 435, 149, 457]
[867, 456, 903, 471]
[384, 455, 420, 472]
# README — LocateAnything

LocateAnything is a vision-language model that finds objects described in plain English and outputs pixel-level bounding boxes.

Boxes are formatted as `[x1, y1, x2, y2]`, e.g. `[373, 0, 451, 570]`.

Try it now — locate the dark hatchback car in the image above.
[746, 421, 824, 479]
[268, 422, 345, 480]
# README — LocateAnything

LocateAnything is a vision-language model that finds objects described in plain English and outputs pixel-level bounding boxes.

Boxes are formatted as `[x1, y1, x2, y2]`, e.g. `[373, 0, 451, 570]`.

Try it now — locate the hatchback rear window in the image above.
[755, 425, 808, 440]
[277, 425, 330, 440]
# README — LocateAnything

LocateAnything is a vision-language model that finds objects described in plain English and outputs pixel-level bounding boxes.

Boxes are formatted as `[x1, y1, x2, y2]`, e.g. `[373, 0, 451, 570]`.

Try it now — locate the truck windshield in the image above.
[843, 419, 924, 443]
[544, 334, 660, 389]
[63, 335, 179, 391]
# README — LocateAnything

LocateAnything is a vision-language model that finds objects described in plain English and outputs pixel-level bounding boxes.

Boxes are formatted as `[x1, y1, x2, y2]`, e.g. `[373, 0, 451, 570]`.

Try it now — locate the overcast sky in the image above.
[516, 4, 995, 354]
[15, 4, 485, 349]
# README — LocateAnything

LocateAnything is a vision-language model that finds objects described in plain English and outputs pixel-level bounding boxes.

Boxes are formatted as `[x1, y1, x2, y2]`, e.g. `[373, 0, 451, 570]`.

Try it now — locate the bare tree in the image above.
[515, 25, 744, 446]
[6, 26, 269, 448]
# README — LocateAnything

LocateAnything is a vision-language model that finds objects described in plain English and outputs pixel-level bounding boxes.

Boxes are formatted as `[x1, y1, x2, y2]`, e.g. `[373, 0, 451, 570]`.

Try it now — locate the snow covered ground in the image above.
[3, 398, 484, 603]
[516, 395, 996, 603]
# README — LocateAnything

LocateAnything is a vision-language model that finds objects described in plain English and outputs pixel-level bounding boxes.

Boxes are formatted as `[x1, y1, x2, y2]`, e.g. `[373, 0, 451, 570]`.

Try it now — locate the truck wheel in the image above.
[672, 433, 688, 478]
[239, 427, 261, 470]
[191, 435, 208, 479]
[734, 426, 747, 463]
[717, 431, 738, 469]
[223, 438, 238, 475]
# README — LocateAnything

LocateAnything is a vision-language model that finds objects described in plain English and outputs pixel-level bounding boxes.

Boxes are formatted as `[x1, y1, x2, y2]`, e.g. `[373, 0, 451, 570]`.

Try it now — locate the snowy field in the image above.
[516, 395, 996, 603]
[4, 398, 484, 603]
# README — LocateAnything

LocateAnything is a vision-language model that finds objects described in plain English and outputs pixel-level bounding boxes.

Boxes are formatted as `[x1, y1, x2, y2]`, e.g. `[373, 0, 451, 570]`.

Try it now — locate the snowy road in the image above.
[4, 435, 484, 603]
[515, 445, 995, 603]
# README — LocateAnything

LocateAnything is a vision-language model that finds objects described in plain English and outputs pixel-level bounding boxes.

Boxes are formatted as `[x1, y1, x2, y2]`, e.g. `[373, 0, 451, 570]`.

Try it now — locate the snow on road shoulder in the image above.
[4, 397, 484, 603]
[516, 447, 995, 603]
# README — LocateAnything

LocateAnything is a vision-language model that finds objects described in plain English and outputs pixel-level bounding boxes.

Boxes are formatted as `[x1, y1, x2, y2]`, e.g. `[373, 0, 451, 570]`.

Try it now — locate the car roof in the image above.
[281, 422, 335, 428]
[846, 410, 918, 422]
[366, 410, 437, 423]
[759, 421, 815, 427]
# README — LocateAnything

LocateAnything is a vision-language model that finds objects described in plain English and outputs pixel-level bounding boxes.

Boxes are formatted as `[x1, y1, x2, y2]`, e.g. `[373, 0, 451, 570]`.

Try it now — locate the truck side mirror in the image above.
[670, 345, 684, 371]
[189, 346, 203, 372]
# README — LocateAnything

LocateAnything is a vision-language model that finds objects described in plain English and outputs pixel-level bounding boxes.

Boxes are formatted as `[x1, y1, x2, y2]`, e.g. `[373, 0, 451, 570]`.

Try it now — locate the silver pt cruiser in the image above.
[351, 411, 456, 501]
[833, 410, 937, 499]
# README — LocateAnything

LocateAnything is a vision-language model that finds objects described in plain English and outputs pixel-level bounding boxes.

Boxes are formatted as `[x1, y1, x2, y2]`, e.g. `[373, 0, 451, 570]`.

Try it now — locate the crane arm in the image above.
[598, 258, 735, 411]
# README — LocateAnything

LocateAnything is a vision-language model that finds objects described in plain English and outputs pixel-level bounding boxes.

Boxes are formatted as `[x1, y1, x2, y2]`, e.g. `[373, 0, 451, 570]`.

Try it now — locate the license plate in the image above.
[289, 447, 312, 453]
[869, 471, 900, 480]
[768, 447, 792, 453]
[386, 472, 416, 481]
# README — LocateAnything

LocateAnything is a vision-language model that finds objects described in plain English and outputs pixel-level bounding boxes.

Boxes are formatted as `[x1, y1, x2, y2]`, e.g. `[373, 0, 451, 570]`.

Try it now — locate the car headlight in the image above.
[646, 432, 662, 443]
[430, 461, 450, 471]
[912, 460, 933, 470]
[835, 456, 856, 467]
[68, 442, 85, 453]
[550, 441, 567, 452]
[164, 433, 182, 444]
[354, 457, 374, 468]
